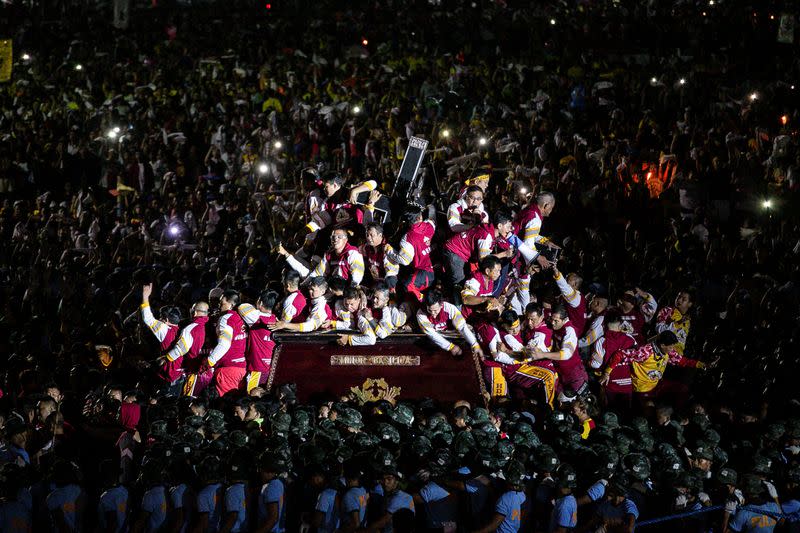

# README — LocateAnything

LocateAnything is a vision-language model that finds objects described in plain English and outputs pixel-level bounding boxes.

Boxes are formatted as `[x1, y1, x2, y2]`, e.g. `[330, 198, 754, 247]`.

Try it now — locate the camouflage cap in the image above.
[348, 431, 378, 451]
[716, 467, 738, 485]
[408, 435, 433, 458]
[291, 410, 314, 437]
[228, 430, 249, 448]
[623, 453, 651, 481]
[600, 411, 620, 429]
[503, 459, 527, 486]
[259, 451, 289, 474]
[752, 455, 773, 475]
[205, 417, 226, 434]
[495, 439, 515, 462]
[184, 415, 205, 429]
[205, 409, 225, 422]
[536, 451, 560, 471]
[388, 404, 414, 428]
[271, 412, 293, 435]
[471, 423, 499, 450]
[198, 455, 223, 482]
[470, 408, 491, 426]
[453, 430, 477, 459]
[375, 422, 402, 444]
[630, 417, 651, 435]
[675, 471, 703, 493]
[513, 422, 542, 449]
[334, 446, 353, 464]
[177, 427, 204, 448]
[336, 407, 364, 430]
[740, 473, 766, 497]
[703, 428, 721, 446]
[693, 441, 714, 461]
[370, 447, 396, 472]
[766, 423, 786, 442]
[556, 464, 578, 489]
[150, 419, 170, 438]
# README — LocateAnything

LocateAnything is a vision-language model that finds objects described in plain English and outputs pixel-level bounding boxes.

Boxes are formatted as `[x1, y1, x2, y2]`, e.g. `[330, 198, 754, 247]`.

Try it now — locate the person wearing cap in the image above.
[471, 459, 526, 533]
[141, 283, 183, 386]
[96, 460, 129, 533]
[549, 466, 578, 533]
[309, 465, 340, 533]
[655, 290, 694, 355]
[280, 227, 365, 287]
[600, 331, 710, 409]
[270, 276, 332, 333]
[369, 468, 415, 533]
[726, 474, 782, 533]
[132, 461, 167, 533]
[416, 290, 483, 358]
[529, 305, 589, 396]
[236, 290, 279, 392]
[45, 460, 86, 533]
[194, 456, 224, 532]
[339, 461, 368, 533]
[384, 204, 436, 301]
[512, 191, 557, 269]
[589, 479, 639, 533]
[780, 466, 800, 530]
[715, 467, 743, 533]
[220, 458, 248, 533]
[447, 184, 489, 234]
[256, 453, 287, 533]
[202, 289, 250, 396]
[590, 312, 637, 410]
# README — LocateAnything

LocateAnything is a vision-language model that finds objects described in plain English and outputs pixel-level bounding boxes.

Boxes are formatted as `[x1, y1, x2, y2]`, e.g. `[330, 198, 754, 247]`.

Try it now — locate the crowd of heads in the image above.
[1, 0, 800, 531]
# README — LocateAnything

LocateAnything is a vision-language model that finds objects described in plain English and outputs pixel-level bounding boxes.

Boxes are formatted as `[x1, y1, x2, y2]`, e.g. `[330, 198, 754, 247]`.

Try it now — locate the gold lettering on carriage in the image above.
[330, 355, 420, 366]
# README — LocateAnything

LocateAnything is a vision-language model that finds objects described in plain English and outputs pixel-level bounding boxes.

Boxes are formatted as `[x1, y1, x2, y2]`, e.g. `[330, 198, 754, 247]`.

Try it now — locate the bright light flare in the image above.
[258, 163, 269, 175]
[74, 64, 83, 71]
[361, 38, 369, 46]
[478, 137, 487, 146]
[21, 53, 30, 61]
[762, 199, 773, 209]
[679, 78, 686, 85]
[749, 92, 758, 101]
[441, 129, 451, 138]
[781, 115, 789, 125]
[106, 129, 118, 139]
[352, 105, 361, 115]
[273, 140, 283, 149]
[169, 226, 180, 236]
[550, 18, 556, 25]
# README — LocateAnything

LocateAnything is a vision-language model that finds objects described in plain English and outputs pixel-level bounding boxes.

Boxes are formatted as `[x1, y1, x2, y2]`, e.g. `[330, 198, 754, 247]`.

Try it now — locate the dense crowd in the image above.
[1, 0, 800, 532]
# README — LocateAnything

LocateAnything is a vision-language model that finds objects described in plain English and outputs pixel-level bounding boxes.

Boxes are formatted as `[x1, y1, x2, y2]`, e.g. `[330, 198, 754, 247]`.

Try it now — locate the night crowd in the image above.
[1, 0, 800, 532]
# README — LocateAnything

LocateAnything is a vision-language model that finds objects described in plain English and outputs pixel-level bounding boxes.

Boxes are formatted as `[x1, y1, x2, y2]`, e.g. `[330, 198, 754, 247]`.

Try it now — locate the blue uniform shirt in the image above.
[141, 486, 167, 533]
[224, 483, 247, 533]
[0, 500, 32, 533]
[46, 484, 83, 532]
[496, 490, 526, 533]
[259, 478, 285, 533]
[384, 490, 415, 533]
[341, 486, 367, 529]
[197, 483, 223, 533]
[98, 485, 128, 533]
[550, 494, 577, 532]
[729, 502, 782, 533]
[419, 482, 457, 528]
[315, 488, 339, 533]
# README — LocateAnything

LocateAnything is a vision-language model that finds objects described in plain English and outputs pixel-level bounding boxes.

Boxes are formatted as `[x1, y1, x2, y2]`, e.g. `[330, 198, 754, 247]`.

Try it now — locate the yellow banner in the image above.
[0, 40, 11, 82]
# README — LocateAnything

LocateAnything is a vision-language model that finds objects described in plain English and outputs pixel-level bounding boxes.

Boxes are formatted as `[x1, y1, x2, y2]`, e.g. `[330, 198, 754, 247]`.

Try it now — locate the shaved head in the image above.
[193, 301, 209, 315]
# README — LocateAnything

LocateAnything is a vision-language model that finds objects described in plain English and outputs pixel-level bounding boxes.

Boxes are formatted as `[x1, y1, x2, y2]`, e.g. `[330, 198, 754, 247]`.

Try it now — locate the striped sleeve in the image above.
[447, 303, 478, 348]
[477, 232, 493, 259]
[640, 292, 658, 322]
[579, 315, 604, 348]
[208, 315, 234, 365]
[461, 278, 481, 298]
[141, 303, 170, 343]
[166, 324, 196, 362]
[286, 255, 311, 278]
[555, 327, 578, 361]
[237, 303, 259, 326]
[386, 236, 414, 266]
[348, 250, 365, 285]
[348, 315, 377, 346]
[281, 294, 298, 322]
[522, 215, 542, 248]
[554, 272, 581, 307]
[417, 312, 454, 351]
[384, 244, 400, 277]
